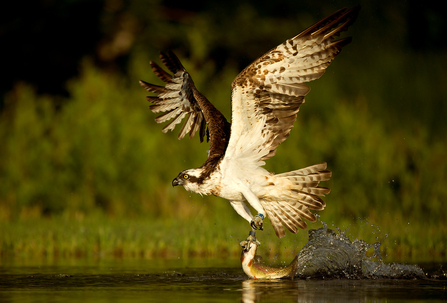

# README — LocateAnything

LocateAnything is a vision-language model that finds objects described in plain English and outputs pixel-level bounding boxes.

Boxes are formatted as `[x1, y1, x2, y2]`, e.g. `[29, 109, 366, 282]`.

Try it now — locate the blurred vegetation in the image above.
[1, 0, 446, 261]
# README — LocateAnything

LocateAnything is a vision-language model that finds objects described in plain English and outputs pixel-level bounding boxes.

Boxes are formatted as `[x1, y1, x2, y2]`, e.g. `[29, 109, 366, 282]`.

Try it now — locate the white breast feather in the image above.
[221, 113, 271, 176]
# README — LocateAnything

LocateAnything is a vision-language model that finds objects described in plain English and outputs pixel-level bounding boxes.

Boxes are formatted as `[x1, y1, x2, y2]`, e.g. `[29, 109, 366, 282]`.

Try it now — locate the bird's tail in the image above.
[262, 162, 331, 238]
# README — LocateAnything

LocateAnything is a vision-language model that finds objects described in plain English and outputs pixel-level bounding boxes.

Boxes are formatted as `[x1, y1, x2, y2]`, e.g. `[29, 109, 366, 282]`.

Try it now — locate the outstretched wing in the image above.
[140, 51, 231, 174]
[139, 50, 207, 142]
[226, 7, 359, 162]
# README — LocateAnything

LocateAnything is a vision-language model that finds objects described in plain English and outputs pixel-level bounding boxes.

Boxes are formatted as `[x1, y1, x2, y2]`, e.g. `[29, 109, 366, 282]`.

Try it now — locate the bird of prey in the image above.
[139, 7, 359, 238]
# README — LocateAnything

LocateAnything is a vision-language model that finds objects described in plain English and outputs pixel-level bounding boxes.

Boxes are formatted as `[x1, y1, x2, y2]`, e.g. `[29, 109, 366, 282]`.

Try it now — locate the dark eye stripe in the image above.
[184, 175, 200, 183]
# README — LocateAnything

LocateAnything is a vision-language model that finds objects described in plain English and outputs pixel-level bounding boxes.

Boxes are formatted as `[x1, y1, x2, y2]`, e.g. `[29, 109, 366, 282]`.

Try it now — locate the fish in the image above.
[240, 232, 298, 279]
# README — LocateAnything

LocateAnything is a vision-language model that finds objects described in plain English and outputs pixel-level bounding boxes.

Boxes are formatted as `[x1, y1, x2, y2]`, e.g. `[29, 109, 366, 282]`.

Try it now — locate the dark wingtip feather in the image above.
[150, 61, 172, 83]
[299, 5, 360, 40]
[139, 79, 149, 88]
[159, 50, 185, 74]
[139, 80, 166, 94]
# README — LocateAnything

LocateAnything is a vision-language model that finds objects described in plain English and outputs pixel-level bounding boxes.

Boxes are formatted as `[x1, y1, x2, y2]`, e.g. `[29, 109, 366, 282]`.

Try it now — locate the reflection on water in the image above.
[241, 277, 447, 303]
[0, 258, 446, 303]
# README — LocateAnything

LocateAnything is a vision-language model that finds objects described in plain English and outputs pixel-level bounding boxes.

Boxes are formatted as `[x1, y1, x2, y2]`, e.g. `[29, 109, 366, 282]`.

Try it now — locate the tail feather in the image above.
[283, 170, 332, 183]
[276, 162, 329, 177]
[280, 202, 308, 229]
[300, 186, 331, 196]
[289, 191, 326, 210]
[263, 200, 310, 238]
[289, 202, 317, 222]
[277, 163, 331, 197]
[263, 203, 286, 238]
[272, 203, 299, 234]
[262, 162, 331, 238]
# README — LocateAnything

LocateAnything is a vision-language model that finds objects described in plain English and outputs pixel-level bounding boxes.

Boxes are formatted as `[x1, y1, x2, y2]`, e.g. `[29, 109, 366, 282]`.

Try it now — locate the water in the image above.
[0, 259, 446, 302]
[1, 228, 446, 302]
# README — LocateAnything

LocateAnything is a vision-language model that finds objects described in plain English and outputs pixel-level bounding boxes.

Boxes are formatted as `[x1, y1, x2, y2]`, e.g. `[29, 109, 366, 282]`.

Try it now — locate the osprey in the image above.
[140, 7, 359, 238]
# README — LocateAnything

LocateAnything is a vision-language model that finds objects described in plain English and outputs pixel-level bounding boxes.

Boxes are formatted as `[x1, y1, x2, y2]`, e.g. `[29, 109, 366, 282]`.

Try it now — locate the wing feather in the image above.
[141, 51, 231, 172]
[225, 6, 360, 162]
[178, 112, 194, 140]
[149, 61, 172, 82]
[154, 107, 183, 124]
[150, 101, 182, 114]
[161, 111, 187, 133]
[140, 51, 207, 141]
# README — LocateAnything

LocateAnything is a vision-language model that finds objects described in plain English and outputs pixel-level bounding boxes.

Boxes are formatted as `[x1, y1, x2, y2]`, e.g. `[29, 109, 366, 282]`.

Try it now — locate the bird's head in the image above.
[172, 168, 203, 192]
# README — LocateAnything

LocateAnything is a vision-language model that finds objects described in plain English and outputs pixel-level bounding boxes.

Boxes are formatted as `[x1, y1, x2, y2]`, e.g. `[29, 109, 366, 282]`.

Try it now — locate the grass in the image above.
[1, 211, 445, 264]
[0, 212, 246, 259]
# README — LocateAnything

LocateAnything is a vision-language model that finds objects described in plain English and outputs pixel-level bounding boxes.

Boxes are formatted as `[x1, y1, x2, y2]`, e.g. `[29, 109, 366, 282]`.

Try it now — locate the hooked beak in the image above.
[172, 177, 180, 187]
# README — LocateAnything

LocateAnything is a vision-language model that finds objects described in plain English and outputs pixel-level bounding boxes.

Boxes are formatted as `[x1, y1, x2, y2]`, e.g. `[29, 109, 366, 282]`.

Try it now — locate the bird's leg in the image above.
[230, 201, 253, 222]
[250, 214, 264, 231]
[238, 187, 266, 232]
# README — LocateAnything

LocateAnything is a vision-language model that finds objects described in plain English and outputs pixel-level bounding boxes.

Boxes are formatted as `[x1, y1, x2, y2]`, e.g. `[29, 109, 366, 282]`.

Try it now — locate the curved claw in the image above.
[240, 233, 261, 252]
[250, 214, 264, 231]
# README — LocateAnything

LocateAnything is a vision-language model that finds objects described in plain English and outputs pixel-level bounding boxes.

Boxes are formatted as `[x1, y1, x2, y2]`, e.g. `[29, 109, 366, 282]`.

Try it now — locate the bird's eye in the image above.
[183, 174, 189, 179]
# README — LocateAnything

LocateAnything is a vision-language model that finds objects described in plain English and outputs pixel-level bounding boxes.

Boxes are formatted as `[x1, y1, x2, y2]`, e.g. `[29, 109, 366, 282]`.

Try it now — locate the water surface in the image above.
[1, 258, 446, 302]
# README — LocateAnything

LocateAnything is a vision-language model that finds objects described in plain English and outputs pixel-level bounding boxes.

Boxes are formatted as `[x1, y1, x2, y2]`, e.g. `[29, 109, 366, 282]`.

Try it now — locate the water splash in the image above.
[294, 224, 425, 279]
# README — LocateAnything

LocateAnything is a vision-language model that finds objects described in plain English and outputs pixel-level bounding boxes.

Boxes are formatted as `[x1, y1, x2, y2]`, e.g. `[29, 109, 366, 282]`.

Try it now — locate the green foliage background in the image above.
[1, 0, 446, 261]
